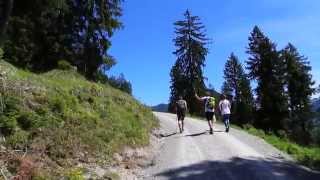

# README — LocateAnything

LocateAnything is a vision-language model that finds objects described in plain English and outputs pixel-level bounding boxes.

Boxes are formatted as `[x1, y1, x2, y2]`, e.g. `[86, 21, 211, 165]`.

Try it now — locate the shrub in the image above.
[0, 115, 18, 135]
[57, 60, 73, 70]
[65, 168, 84, 180]
[277, 130, 288, 139]
[0, 48, 4, 60]
[286, 143, 302, 155]
[311, 126, 320, 145]
[242, 123, 254, 130]
[6, 130, 30, 149]
[16, 111, 41, 130]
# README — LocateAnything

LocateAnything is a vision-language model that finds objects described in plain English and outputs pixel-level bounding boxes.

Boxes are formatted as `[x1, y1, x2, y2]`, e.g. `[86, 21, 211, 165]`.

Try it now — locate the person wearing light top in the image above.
[219, 94, 231, 133]
[195, 91, 216, 135]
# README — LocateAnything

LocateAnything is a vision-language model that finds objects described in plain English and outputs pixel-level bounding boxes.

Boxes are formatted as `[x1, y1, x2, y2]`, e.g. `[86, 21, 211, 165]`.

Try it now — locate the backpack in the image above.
[176, 100, 187, 112]
[206, 97, 215, 110]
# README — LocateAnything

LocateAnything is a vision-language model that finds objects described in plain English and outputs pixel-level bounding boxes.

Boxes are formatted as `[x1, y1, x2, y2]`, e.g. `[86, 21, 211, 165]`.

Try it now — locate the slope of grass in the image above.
[0, 60, 158, 178]
[233, 124, 320, 170]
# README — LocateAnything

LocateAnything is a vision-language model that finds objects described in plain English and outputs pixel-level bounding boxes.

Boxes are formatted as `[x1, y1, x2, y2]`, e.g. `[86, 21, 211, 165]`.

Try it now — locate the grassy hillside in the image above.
[0, 60, 158, 179]
[233, 124, 320, 170]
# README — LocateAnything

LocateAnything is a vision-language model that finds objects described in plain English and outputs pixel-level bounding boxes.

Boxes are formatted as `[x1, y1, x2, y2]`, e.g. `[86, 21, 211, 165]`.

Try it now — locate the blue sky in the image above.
[109, 0, 320, 106]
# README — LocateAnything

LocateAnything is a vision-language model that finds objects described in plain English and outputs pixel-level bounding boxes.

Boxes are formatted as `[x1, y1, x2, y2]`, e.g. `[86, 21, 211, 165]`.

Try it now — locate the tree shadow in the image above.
[185, 132, 207, 137]
[213, 130, 224, 133]
[160, 132, 178, 138]
[155, 157, 320, 180]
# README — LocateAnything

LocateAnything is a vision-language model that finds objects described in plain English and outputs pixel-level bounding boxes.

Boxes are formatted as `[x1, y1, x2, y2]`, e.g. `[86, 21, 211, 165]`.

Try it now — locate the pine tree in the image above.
[169, 10, 210, 114]
[280, 43, 315, 143]
[3, 0, 123, 79]
[223, 53, 254, 125]
[246, 26, 288, 130]
[0, 0, 14, 41]
[68, 0, 123, 78]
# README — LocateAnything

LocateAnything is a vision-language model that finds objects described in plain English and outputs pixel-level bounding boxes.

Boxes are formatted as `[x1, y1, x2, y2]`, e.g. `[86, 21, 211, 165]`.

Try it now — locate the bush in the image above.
[57, 60, 73, 70]
[65, 168, 84, 180]
[6, 130, 30, 149]
[277, 130, 288, 139]
[311, 126, 320, 145]
[16, 111, 41, 130]
[0, 115, 18, 135]
[0, 48, 4, 60]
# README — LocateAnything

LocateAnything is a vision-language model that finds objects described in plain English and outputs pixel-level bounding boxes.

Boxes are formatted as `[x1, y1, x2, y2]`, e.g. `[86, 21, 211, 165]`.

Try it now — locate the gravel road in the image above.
[142, 112, 320, 180]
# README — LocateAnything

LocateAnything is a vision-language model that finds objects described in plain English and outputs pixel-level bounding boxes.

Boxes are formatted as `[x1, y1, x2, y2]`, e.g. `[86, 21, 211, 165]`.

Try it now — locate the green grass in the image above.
[233, 124, 320, 170]
[0, 60, 158, 178]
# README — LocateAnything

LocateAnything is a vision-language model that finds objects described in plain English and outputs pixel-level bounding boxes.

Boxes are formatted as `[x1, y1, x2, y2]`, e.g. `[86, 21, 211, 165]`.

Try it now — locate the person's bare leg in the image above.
[178, 120, 183, 133]
[181, 120, 184, 132]
[208, 120, 213, 134]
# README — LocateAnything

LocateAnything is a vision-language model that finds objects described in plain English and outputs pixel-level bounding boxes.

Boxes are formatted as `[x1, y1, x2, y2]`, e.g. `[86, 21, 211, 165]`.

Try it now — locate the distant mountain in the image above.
[152, 103, 169, 112]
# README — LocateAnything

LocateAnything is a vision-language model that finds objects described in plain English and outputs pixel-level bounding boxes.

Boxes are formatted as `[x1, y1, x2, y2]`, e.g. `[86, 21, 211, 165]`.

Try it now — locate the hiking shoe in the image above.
[226, 127, 229, 133]
[209, 129, 213, 134]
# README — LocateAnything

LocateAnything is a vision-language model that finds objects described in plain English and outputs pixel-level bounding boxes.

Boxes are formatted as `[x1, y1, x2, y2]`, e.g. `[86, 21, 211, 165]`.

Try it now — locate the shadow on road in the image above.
[155, 157, 320, 180]
[185, 132, 207, 137]
[160, 132, 178, 138]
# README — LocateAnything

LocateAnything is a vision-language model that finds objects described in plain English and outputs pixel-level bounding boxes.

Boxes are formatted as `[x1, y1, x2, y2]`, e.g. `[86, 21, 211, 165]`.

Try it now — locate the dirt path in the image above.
[142, 112, 320, 180]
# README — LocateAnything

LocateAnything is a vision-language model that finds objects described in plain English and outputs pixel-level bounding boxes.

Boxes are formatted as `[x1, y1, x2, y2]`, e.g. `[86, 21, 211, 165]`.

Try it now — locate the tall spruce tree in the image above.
[280, 43, 315, 143]
[3, 0, 122, 78]
[223, 53, 254, 125]
[246, 26, 288, 131]
[0, 0, 13, 42]
[67, 0, 123, 78]
[169, 10, 209, 114]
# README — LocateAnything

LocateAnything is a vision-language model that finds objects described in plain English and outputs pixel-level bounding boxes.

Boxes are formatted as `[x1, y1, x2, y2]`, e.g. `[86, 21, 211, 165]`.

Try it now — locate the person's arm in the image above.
[219, 101, 222, 112]
[195, 93, 203, 101]
[184, 101, 188, 112]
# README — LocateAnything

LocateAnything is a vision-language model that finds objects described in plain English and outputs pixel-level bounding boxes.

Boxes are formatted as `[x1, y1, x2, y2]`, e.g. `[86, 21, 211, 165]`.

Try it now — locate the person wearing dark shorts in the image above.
[206, 112, 215, 121]
[195, 92, 216, 134]
[176, 96, 187, 133]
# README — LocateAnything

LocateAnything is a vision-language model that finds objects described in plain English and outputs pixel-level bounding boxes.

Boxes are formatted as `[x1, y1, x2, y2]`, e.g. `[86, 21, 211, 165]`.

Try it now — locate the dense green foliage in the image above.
[280, 43, 315, 143]
[0, 0, 13, 42]
[169, 10, 210, 114]
[244, 26, 316, 144]
[2, 0, 122, 79]
[222, 53, 254, 125]
[246, 26, 289, 131]
[0, 60, 157, 178]
[107, 74, 132, 95]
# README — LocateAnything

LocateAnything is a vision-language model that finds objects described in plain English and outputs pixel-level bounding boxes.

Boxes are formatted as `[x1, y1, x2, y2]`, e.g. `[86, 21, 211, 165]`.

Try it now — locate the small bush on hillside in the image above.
[16, 111, 42, 130]
[6, 130, 30, 149]
[0, 115, 18, 135]
[0, 48, 4, 60]
[108, 74, 132, 95]
[276, 130, 288, 139]
[57, 60, 73, 70]
[65, 168, 84, 180]
[311, 126, 320, 145]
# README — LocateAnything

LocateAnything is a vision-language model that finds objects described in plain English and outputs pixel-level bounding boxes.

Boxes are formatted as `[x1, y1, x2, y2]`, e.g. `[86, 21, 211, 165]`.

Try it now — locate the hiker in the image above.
[195, 92, 216, 134]
[176, 96, 188, 133]
[219, 94, 231, 133]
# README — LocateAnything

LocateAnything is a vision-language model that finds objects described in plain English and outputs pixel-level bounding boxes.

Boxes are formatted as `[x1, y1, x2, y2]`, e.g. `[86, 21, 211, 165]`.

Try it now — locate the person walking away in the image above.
[219, 94, 231, 132]
[195, 92, 216, 134]
[176, 96, 187, 133]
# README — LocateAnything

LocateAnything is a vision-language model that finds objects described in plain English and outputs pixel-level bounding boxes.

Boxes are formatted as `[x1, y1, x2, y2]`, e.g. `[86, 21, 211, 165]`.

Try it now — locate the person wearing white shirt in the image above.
[219, 94, 231, 133]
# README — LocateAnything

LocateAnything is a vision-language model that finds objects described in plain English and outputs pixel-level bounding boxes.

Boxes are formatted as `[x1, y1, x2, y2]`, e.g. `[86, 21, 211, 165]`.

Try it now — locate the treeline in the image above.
[169, 10, 317, 145]
[0, 0, 132, 95]
[224, 26, 315, 144]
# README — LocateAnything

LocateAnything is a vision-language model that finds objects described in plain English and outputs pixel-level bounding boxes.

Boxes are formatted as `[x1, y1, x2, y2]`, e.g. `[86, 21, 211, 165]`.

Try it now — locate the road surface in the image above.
[143, 112, 320, 180]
